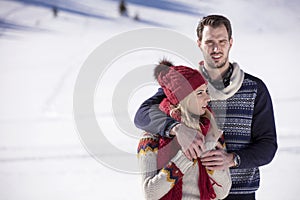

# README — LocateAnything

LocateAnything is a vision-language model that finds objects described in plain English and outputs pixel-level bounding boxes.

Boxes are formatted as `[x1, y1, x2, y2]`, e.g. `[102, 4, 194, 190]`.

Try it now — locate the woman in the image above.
[137, 60, 231, 200]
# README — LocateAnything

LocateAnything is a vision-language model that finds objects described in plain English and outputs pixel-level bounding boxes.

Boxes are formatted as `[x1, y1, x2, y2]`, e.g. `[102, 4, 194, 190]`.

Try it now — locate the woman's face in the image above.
[187, 84, 210, 116]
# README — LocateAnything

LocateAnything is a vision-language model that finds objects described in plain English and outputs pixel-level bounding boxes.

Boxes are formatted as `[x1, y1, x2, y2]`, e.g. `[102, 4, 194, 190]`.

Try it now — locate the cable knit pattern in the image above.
[156, 65, 207, 105]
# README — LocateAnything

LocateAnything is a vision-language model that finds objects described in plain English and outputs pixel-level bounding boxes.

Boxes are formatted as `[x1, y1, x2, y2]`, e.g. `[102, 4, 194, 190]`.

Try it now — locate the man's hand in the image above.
[200, 143, 235, 170]
[170, 123, 205, 160]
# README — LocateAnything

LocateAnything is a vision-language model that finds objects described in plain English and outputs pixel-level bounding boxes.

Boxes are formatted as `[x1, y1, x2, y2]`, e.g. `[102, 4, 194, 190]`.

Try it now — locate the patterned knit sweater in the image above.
[134, 62, 277, 195]
[209, 74, 261, 194]
[137, 133, 232, 200]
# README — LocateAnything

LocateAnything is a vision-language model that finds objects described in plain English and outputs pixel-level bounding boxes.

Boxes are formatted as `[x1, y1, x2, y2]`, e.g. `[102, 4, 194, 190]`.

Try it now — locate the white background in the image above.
[0, 0, 300, 199]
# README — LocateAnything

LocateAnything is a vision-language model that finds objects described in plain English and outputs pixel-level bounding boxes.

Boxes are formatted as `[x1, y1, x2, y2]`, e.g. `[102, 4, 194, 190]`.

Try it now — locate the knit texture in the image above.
[137, 102, 231, 199]
[135, 62, 277, 196]
[137, 133, 232, 200]
[157, 131, 216, 200]
[158, 98, 218, 200]
[209, 76, 259, 194]
[199, 62, 244, 101]
[156, 65, 207, 105]
[157, 137, 183, 200]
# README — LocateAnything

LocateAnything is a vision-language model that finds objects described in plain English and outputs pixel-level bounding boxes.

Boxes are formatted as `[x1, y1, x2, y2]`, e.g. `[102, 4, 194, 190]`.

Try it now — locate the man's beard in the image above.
[214, 59, 227, 69]
[205, 52, 229, 69]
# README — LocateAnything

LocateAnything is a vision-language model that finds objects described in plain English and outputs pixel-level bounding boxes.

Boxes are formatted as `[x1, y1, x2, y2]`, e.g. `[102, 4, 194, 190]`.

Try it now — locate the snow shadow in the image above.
[0, 18, 47, 38]
[110, 0, 203, 16]
[10, 0, 112, 20]
[133, 18, 169, 27]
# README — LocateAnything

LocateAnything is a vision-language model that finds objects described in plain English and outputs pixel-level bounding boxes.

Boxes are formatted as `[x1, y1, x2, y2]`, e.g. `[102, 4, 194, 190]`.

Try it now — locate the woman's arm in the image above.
[137, 134, 193, 200]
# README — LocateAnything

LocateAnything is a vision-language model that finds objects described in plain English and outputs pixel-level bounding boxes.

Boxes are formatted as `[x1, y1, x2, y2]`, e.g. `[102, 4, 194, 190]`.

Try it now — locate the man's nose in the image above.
[212, 44, 219, 52]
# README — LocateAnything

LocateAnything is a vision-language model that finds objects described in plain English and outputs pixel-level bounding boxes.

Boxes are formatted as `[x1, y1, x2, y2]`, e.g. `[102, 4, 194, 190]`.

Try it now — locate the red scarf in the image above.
[157, 98, 216, 200]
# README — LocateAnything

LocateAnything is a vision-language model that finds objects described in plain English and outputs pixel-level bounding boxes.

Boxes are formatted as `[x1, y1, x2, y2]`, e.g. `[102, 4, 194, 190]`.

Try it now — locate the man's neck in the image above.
[204, 63, 230, 81]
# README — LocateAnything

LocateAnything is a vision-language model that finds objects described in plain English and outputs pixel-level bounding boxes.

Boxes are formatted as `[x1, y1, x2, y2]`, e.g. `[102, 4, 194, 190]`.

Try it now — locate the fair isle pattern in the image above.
[137, 133, 159, 157]
[161, 162, 183, 188]
[207, 169, 214, 175]
[209, 76, 260, 194]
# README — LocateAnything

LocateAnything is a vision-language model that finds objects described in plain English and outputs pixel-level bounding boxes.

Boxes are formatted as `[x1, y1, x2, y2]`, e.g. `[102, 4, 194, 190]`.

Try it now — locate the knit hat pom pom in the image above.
[154, 59, 174, 80]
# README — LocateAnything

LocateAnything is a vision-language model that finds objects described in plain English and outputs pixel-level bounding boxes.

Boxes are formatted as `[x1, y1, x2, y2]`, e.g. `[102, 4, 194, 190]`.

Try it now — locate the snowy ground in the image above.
[1, 0, 300, 199]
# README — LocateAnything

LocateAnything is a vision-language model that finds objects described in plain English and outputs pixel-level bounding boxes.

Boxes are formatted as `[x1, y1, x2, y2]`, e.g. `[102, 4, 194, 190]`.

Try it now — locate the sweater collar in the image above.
[199, 61, 244, 100]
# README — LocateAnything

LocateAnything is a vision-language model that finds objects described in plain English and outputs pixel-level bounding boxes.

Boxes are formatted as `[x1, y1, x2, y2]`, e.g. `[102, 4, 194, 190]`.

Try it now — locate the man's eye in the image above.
[206, 41, 214, 46]
[220, 40, 227, 45]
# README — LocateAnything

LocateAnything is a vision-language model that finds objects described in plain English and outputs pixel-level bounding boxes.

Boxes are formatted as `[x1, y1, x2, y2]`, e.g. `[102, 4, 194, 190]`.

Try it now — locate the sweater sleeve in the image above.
[236, 79, 278, 168]
[134, 88, 179, 137]
[137, 135, 193, 200]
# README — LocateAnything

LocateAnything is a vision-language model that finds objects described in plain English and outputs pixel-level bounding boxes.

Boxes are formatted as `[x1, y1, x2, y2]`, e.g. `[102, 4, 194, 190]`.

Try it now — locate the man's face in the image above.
[198, 24, 233, 69]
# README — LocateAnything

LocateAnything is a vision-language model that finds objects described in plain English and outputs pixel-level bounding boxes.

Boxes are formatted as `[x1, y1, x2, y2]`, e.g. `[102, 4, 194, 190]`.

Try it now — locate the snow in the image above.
[1, 0, 300, 199]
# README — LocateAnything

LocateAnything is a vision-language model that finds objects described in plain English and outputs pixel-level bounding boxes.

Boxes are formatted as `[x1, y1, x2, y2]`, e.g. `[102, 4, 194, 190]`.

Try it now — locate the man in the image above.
[134, 15, 277, 199]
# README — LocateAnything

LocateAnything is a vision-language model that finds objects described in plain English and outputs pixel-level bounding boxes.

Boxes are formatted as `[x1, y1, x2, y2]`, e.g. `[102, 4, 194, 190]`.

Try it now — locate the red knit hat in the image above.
[154, 60, 207, 105]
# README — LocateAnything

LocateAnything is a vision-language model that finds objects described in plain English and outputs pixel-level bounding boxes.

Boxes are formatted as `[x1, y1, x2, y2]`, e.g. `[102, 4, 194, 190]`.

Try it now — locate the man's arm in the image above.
[236, 79, 278, 168]
[201, 79, 278, 170]
[134, 88, 178, 137]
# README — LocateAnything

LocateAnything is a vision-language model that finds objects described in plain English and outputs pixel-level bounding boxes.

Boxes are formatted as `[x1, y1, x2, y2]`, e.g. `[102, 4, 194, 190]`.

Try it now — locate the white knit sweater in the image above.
[138, 133, 232, 200]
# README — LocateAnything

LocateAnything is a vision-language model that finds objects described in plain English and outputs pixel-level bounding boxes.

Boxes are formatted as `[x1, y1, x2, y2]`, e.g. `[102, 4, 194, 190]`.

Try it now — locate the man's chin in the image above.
[214, 61, 226, 69]
[209, 64, 225, 69]
[206, 59, 226, 69]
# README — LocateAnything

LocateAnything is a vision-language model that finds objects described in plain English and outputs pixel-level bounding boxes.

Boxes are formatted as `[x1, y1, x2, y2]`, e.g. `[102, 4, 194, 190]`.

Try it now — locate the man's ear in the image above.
[197, 39, 202, 49]
[229, 37, 233, 48]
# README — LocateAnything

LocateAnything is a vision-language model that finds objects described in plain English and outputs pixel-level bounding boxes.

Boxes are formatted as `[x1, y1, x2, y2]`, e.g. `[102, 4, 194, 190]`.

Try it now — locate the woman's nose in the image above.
[205, 93, 211, 102]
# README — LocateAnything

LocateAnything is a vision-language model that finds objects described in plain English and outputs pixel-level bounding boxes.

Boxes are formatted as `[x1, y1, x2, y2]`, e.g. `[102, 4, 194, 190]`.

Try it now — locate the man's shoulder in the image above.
[243, 72, 266, 88]
[244, 72, 261, 82]
[242, 72, 271, 97]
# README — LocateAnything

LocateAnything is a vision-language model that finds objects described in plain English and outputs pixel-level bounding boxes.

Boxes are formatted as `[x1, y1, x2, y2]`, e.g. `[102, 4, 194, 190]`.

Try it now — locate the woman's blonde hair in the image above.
[170, 92, 219, 135]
